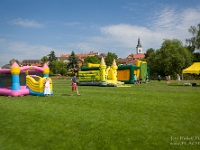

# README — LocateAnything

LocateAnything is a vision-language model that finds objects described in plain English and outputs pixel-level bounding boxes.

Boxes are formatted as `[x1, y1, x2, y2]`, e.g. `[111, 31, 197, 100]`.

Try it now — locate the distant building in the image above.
[1, 64, 11, 69]
[87, 51, 99, 56]
[126, 53, 145, 60]
[96, 53, 107, 59]
[118, 38, 145, 65]
[21, 59, 42, 66]
[117, 58, 136, 65]
[59, 54, 71, 63]
[59, 53, 87, 67]
[59, 51, 99, 67]
[136, 38, 143, 54]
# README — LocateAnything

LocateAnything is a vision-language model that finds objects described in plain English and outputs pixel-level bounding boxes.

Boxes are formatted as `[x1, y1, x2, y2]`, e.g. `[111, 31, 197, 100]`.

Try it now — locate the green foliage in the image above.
[67, 51, 79, 75]
[147, 39, 193, 76]
[145, 50, 157, 74]
[105, 52, 118, 66]
[51, 60, 68, 76]
[145, 48, 155, 59]
[185, 45, 200, 62]
[82, 56, 100, 67]
[49, 70, 54, 76]
[40, 56, 49, 65]
[9, 59, 19, 65]
[0, 80, 200, 149]
[185, 23, 200, 62]
[48, 51, 57, 70]
[186, 23, 200, 50]
[193, 52, 200, 62]
[185, 45, 195, 53]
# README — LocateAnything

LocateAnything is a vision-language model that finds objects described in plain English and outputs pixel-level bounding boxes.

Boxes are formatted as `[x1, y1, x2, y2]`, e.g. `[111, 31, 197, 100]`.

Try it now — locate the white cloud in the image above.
[1, 5, 200, 67]
[98, 7, 200, 57]
[151, 7, 200, 32]
[152, 7, 180, 30]
[180, 8, 200, 28]
[0, 41, 70, 66]
[100, 24, 163, 52]
[101, 24, 154, 45]
[0, 38, 6, 43]
[12, 18, 44, 28]
[69, 42, 101, 53]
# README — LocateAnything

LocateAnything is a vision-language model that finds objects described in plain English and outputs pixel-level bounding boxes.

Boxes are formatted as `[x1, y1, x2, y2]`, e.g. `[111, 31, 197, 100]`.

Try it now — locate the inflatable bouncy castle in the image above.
[78, 58, 150, 85]
[0, 62, 53, 97]
[78, 57, 124, 87]
[117, 60, 150, 84]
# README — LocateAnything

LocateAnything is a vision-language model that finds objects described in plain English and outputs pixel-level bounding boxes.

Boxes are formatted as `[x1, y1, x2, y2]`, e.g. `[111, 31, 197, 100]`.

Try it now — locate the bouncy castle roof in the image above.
[182, 62, 200, 75]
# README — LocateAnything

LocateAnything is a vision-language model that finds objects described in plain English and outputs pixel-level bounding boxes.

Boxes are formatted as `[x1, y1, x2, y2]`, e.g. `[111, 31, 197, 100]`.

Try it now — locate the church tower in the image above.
[136, 38, 142, 54]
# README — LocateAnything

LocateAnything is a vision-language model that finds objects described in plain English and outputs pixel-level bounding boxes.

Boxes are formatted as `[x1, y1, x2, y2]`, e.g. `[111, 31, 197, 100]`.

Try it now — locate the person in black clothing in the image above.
[158, 75, 161, 82]
[145, 74, 149, 83]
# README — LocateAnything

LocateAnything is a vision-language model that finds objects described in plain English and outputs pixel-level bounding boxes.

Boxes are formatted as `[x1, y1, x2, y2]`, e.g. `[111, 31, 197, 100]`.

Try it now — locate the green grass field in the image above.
[0, 79, 200, 150]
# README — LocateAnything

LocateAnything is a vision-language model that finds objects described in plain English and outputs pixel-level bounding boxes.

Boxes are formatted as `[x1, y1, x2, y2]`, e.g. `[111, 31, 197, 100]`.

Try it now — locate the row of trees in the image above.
[7, 50, 118, 76]
[145, 23, 200, 78]
[8, 23, 200, 78]
[44, 51, 118, 76]
[145, 39, 193, 77]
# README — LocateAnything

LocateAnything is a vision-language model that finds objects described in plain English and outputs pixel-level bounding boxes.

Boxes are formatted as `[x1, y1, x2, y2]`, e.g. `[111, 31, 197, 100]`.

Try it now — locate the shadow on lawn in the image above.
[61, 94, 71, 96]
[167, 84, 186, 86]
[167, 83, 200, 87]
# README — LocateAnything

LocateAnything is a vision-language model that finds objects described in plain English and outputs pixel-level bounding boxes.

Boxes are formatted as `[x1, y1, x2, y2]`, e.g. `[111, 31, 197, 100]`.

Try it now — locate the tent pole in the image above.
[182, 73, 183, 80]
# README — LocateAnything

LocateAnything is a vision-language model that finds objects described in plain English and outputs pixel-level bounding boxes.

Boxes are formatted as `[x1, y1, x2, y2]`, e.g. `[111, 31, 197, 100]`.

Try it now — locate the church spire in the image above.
[138, 38, 141, 46]
[136, 38, 142, 54]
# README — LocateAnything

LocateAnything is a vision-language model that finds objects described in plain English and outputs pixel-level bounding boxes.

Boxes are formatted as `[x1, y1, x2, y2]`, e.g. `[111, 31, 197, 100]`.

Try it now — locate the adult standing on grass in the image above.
[44, 77, 51, 96]
[71, 74, 81, 96]
[158, 75, 161, 82]
[166, 75, 169, 84]
[177, 74, 180, 84]
[168, 75, 171, 83]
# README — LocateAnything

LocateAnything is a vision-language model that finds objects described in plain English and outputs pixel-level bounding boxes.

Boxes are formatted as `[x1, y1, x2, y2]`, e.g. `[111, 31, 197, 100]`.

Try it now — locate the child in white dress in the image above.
[44, 78, 51, 96]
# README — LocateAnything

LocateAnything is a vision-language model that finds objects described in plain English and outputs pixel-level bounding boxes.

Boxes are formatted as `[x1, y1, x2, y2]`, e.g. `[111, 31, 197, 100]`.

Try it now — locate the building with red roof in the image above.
[118, 38, 145, 65]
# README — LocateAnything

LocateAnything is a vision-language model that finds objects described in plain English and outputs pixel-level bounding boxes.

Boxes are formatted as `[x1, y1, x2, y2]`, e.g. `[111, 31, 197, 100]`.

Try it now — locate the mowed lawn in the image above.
[0, 79, 200, 150]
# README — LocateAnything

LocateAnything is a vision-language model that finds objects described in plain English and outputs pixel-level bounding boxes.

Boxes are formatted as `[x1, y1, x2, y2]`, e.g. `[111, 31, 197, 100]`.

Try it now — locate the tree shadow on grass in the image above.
[61, 94, 71, 96]
[167, 83, 200, 87]
[167, 84, 185, 86]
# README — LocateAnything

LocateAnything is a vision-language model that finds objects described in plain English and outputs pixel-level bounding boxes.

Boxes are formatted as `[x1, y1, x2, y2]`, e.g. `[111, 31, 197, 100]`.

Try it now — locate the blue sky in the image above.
[0, 0, 200, 67]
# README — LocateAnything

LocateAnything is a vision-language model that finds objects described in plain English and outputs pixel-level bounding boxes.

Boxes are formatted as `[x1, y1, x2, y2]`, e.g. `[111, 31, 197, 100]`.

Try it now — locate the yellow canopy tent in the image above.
[182, 62, 200, 75]
[182, 62, 200, 81]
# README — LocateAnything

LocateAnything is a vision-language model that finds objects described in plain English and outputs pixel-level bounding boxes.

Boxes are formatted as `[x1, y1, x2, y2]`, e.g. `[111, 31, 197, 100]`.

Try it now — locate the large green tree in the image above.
[147, 39, 193, 76]
[145, 48, 155, 59]
[82, 56, 100, 67]
[145, 50, 157, 75]
[51, 60, 68, 76]
[67, 51, 79, 75]
[185, 45, 200, 62]
[48, 51, 57, 70]
[105, 52, 118, 66]
[186, 23, 200, 50]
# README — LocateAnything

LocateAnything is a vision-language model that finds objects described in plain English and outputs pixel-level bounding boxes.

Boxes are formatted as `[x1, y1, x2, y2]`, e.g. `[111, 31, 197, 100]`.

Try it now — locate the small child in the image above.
[44, 77, 51, 96]
[71, 74, 81, 96]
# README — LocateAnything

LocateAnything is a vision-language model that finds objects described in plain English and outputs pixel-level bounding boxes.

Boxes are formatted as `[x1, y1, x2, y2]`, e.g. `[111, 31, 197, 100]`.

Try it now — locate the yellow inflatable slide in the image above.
[26, 75, 53, 96]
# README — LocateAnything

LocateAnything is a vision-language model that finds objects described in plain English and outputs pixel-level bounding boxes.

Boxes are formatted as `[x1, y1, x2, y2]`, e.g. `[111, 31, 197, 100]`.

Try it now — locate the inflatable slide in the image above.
[26, 75, 53, 96]
[0, 62, 53, 97]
